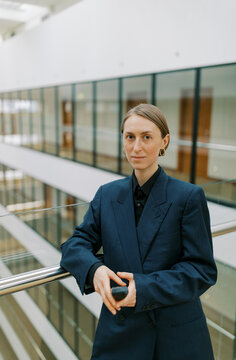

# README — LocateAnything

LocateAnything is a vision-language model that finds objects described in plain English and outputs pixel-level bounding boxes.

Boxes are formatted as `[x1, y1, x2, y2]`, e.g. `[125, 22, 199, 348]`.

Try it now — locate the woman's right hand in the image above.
[93, 265, 126, 315]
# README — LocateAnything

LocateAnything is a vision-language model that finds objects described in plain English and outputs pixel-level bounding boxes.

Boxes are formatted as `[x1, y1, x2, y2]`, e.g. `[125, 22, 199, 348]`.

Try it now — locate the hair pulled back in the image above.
[121, 103, 170, 150]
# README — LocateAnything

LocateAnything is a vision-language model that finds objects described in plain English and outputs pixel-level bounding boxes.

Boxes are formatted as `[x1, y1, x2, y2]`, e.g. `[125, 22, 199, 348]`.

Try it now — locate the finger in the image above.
[104, 299, 117, 315]
[116, 280, 136, 308]
[117, 272, 134, 281]
[101, 290, 117, 315]
[101, 277, 118, 307]
[109, 271, 127, 286]
[116, 293, 134, 308]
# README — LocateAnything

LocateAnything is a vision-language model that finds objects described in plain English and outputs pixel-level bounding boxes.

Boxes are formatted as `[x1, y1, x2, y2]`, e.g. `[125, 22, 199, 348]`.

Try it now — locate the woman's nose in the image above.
[133, 139, 142, 152]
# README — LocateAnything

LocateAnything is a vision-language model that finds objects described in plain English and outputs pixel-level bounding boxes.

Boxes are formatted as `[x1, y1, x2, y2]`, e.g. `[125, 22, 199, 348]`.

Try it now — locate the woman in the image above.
[60, 104, 217, 360]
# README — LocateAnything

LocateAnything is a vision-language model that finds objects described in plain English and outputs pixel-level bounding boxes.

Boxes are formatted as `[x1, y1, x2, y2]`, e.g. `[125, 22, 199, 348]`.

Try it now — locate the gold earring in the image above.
[159, 148, 166, 156]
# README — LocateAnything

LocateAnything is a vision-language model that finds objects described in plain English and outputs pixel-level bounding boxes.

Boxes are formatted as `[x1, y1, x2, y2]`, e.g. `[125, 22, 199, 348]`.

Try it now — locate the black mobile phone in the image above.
[112, 286, 128, 301]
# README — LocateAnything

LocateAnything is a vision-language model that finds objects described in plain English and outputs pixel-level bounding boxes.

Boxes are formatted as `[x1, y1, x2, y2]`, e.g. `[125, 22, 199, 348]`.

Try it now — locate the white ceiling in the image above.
[0, 0, 82, 41]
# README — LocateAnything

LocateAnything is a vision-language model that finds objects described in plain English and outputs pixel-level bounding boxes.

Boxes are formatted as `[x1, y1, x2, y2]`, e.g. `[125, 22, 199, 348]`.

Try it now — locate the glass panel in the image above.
[77, 301, 95, 360]
[33, 178, 45, 238]
[2, 93, 12, 141]
[156, 70, 195, 182]
[122, 75, 152, 175]
[46, 187, 59, 248]
[201, 180, 236, 208]
[201, 261, 236, 360]
[0, 96, 3, 140]
[62, 286, 76, 350]
[31, 88, 43, 151]
[0, 161, 90, 252]
[0, 201, 96, 360]
[3, 167, 23, 209]
[10, 91, 21, 146]
[44, 87, 57, 155]
[0, 293, 57, 360]
[58, 85, 73, 160]
[96, 79, 119, 171]
[0, 164, 4, 205]
[60, 191, 76, 245]
[75, 197, 88, 226]
[75, 83, 93, 165]
[196, 65, 236, 188]
[21, 90, 31, 149]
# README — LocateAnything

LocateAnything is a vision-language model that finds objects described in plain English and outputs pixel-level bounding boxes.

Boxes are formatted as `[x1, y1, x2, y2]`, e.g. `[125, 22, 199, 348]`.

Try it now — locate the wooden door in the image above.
[178, 88, 212, 178]
[62, 101, 73, 148]
[45, 185, 51, 208]
[197, 89, 212, 178]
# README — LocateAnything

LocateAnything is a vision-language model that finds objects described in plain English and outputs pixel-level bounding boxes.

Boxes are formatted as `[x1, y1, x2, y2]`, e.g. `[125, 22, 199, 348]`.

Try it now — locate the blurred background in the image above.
[0, 0, 235, 359]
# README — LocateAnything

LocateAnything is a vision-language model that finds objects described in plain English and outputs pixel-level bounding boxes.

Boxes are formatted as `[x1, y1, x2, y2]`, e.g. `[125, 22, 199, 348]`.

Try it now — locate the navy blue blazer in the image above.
[61, 167, 217, 360]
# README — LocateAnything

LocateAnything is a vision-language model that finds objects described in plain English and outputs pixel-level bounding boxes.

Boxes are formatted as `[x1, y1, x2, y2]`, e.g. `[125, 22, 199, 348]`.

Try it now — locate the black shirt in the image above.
[132, 166, 161, 225]
[86, 167, 161, 287]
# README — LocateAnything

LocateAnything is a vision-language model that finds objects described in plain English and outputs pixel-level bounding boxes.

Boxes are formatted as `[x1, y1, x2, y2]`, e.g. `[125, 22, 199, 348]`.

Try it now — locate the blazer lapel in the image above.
[111, 177, 143, 274]
[137, 167, 172, 263]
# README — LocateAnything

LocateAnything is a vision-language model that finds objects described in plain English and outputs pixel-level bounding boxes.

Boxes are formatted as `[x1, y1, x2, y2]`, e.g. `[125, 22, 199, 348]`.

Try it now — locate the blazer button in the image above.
[119, 314, 125, 321]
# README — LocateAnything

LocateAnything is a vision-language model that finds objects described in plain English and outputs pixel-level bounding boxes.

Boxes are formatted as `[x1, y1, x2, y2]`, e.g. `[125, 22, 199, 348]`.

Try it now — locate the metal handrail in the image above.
[211, 219, 236, 236]
[0, 222, 235, 296]
[0, 265, 70, 296]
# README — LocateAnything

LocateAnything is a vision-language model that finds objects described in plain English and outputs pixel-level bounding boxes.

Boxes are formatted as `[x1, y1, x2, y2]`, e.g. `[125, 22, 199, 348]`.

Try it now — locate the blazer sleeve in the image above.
[133, 186, 217, 312]
[60, 187, 102, 294]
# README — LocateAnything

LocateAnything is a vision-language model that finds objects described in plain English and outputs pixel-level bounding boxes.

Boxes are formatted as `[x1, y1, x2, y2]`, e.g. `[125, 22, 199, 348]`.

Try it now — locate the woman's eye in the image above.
[127, 135, 134, 140]
[144, 135, 150, 140]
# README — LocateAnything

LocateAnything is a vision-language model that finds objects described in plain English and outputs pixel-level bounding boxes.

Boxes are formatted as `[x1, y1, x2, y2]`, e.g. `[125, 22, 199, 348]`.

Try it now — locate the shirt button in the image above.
[137, 203, 141, 207]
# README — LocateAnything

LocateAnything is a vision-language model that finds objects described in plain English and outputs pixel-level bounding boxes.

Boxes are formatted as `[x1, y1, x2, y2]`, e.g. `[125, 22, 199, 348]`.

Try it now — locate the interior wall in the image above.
[0, 0, 236, 93]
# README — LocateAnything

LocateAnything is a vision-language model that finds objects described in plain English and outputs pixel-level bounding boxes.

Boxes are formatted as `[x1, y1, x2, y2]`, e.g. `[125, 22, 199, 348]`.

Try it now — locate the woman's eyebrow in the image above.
[124, 130, 153, 134]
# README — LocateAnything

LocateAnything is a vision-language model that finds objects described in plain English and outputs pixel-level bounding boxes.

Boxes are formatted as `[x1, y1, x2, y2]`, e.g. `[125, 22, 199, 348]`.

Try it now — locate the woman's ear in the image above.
[162, 134, 170, 149]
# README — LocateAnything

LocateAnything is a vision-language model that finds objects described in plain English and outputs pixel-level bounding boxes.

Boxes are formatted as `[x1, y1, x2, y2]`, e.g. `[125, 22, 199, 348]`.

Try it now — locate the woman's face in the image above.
[123, 114, 169, 173]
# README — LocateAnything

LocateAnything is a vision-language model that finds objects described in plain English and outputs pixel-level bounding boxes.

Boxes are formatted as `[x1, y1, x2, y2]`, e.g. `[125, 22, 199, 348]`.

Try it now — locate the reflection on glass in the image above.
[60, 191, 76, 245]
[96, 80, 119, 171]
[0, 227, 97, 360]
[0, 64, 235, 206]
[156, 70, 195, 182]
[33, 179, 45, 238]
[20, 90, 31, 148]
[44, 87, 56, 155]
[58, 85, 73, 160]
[31, 88, 43, 151]
[1, 93, 12, 141]
[75, 83, 93, 165]
[0, 96, 3, 139]
[122, 75, 152, 175]
[0, 161, 90, 251]
[201, 180, 236, 208]
[197, 65, 236, 185]
[201, 260, 236, 360]
[0, 91, 40, 148]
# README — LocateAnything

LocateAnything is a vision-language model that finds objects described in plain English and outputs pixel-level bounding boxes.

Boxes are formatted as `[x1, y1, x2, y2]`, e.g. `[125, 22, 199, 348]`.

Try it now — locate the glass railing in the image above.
[201, 179, 236, 209]
[0, 202, 97, 360]
[201, 261, 236, 360]
[0, 190, 235, 360]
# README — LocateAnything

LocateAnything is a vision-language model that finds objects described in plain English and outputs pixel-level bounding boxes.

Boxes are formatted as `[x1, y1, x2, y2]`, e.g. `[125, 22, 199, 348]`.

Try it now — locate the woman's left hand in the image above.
[116, 272, 136, 308]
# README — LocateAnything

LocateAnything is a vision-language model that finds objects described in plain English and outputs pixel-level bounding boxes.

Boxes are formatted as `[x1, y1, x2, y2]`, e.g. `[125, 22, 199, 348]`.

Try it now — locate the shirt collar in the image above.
[132, 166, 161, 197]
